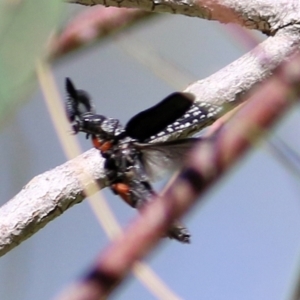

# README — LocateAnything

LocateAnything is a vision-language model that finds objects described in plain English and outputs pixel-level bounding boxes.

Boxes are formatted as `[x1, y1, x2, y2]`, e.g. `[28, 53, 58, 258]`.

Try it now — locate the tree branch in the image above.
[50, 7, 152, 60]
[154, 26, 300, 141]
[0, 149, 105, 256]
[68, 0, 300, 34]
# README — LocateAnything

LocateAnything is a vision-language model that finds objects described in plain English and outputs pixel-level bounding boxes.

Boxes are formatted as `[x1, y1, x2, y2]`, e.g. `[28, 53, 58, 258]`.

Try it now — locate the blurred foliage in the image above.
[0, 0, 63, 120]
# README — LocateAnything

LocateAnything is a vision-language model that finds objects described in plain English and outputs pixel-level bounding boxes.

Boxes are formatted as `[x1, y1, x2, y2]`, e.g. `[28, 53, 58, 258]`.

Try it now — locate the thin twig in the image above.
[49, 7, 152, 60]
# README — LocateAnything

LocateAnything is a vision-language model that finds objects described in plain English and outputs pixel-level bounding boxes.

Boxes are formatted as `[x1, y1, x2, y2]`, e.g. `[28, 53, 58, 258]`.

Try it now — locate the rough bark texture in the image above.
[68, 0, 300, 35]
[0, 149, 105, 256]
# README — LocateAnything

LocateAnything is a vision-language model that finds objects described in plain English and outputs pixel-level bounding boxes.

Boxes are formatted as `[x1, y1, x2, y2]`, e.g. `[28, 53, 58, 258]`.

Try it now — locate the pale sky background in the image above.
[1, 6, 300, 300]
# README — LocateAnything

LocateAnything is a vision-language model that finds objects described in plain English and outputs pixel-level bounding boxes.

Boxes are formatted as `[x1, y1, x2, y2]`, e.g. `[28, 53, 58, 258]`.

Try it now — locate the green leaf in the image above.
[0, 0, 63, 119]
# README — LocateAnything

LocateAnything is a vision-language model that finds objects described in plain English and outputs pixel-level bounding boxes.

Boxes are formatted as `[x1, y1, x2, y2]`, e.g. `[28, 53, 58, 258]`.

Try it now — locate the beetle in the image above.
[65, 78, 219, 243]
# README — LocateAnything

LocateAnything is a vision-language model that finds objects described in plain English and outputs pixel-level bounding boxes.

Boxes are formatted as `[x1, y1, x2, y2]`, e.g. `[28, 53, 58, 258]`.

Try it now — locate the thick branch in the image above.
[55, 47, 300, 300]
[187, 27, 300, 104]
[0, 149, 105, 256]
[68, 0, 300, 34]
[158, 26, 300, 141]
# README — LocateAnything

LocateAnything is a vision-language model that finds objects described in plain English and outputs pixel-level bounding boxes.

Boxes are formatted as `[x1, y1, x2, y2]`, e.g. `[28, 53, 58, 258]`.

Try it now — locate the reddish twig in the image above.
[49, 7, 153, 60]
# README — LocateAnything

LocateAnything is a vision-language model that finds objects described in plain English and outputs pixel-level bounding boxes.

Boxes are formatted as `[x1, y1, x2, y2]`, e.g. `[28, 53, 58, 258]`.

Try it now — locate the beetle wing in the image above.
[136, 138, 199, 181]
[125, 92, 195, 142]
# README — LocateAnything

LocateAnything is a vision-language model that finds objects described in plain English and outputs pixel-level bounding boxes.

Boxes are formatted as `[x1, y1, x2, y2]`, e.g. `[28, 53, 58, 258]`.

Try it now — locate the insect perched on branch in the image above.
[65, 78, 219, 243]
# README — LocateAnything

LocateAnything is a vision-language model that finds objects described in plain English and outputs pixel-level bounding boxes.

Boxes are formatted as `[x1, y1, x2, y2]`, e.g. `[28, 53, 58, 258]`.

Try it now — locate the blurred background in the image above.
[1, 3, 300, 300]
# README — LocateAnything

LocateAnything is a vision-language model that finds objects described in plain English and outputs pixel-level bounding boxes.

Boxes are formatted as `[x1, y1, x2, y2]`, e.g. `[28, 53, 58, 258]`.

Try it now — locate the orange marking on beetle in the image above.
[112, 183, 133, 206]
[92, 137, 102, 149]
[100, 141, 112, 152]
